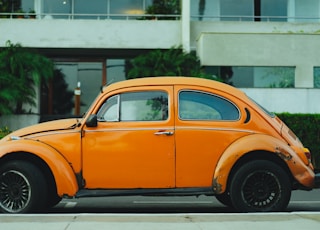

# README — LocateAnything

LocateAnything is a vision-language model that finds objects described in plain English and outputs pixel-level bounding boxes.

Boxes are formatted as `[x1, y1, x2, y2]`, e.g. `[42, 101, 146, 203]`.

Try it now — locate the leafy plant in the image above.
[264, 67, 294, 88]
[0, 40, 53, 114]
[277, 113, 320, 169]
[0, 126, 11, 139]
[127, 46, 220, 81]
[145, 0, 180, 20]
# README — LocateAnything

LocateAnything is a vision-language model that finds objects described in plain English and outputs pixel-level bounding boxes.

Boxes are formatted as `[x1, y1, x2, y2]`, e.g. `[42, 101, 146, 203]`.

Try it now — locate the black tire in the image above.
[229, 160, 291, 212]
[47, 191, 62, 208]
[215, 192, 233, 208]
[0, 161, 48, 213]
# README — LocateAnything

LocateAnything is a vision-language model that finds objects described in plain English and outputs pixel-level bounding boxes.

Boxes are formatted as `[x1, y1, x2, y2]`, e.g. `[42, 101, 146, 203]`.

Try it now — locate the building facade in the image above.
[1, 0, 320, 122]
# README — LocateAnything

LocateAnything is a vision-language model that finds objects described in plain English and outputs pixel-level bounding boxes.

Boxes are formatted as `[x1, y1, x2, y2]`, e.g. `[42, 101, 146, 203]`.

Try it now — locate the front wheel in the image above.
[229, 160, 291, 212]
[0, 161, 48, 213]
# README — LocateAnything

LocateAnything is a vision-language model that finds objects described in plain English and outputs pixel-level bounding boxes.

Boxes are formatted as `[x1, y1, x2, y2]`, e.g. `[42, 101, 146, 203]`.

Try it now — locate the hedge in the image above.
[0, 126, 10, 139]
[277, 113, 320, 169]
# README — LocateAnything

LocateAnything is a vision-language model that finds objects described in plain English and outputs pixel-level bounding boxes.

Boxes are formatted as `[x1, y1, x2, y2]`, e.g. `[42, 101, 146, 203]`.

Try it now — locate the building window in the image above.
[74, 0, 108, 19]
[190, 0, 320, 22]
[21, 0, 34, 13]
[42, 0, 152, 19]
[220, 0, 253, 21]
[314, 67, 320, 88]
[260, 0, 287, 21]
[43, 0, 71, 19]
[204, 66, 295, 88]
[110, 0, 151, 15]
[295, 0, 320, 22]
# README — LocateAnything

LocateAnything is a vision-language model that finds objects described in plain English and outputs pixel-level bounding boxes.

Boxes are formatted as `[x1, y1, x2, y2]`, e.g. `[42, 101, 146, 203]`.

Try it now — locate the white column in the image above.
[34, 0, 42, 19]
[181, 0, 191, 52]
[287, 0, 295, 22]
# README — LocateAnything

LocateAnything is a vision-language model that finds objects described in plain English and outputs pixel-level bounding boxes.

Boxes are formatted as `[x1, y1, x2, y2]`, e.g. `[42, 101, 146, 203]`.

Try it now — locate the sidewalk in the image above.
[1, 212, 320, 230]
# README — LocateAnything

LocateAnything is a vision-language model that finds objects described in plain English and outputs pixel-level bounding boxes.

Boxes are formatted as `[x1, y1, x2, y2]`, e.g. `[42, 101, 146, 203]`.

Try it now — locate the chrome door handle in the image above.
[154, 131, 174, 136]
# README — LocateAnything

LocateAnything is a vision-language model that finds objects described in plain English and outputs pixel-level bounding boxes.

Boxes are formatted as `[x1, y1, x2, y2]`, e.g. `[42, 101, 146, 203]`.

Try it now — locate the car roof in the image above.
[104, 76, 246, 99]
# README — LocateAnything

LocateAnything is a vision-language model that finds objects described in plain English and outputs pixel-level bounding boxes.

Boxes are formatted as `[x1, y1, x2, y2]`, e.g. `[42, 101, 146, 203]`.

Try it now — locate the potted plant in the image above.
[14, 9, 25, 19]
[28, 9, 36, 19]
[145, 0, 180, 20]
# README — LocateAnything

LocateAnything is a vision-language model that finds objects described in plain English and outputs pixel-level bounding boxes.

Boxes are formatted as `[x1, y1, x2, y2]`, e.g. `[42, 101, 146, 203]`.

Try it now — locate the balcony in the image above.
[0, 13, 181, 50]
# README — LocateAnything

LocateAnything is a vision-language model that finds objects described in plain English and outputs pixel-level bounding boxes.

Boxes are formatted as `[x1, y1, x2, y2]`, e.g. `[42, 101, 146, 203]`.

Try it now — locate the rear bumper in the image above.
[314, 172, 320, 188]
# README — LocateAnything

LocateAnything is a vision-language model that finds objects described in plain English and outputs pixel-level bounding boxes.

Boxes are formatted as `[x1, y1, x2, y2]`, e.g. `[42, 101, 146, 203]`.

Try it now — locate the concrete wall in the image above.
[190, 21, 320, 50]
[197, 32, 320, 88]
[0, 115, 40, 131]
[242, 88, 320, 114]
[0, 19, 181, 49]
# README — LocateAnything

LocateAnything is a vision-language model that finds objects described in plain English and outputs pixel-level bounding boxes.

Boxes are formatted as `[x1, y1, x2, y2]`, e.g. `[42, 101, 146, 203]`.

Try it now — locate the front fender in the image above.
[212, 134, 315, 194]
[0, 139, 79, 197]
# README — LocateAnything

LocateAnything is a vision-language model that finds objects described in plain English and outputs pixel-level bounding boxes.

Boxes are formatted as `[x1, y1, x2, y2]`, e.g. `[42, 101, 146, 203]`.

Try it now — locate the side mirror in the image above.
[86, 114, 98, 127]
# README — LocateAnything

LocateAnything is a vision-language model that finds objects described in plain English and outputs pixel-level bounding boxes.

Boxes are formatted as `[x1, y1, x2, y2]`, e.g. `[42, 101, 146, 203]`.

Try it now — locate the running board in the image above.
[76, 187, 214, 198]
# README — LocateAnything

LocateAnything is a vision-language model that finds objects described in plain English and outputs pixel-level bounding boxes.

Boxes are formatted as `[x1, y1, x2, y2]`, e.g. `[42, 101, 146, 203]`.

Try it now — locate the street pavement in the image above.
[1, 212, 320, 229]
[1, 190, 320, 229]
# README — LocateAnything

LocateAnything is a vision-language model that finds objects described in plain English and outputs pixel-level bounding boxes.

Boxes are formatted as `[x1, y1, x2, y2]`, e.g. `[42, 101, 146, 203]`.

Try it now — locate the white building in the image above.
[1, 0, 320, 124]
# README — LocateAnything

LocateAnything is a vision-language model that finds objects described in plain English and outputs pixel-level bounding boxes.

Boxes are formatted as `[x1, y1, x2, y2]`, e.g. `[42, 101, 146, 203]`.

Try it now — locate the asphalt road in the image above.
[50, 189, 320, 213]
[1, 190, 320, 229]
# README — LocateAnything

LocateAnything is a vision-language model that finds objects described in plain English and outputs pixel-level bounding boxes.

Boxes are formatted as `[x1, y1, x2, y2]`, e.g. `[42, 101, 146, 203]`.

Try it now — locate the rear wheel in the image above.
[0, 161, 48, 213]
[229, 160, 291, 212]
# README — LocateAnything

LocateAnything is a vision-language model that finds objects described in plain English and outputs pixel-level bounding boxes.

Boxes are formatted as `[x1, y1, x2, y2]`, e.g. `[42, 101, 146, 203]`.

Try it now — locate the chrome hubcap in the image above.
[0, 170, 31, 213]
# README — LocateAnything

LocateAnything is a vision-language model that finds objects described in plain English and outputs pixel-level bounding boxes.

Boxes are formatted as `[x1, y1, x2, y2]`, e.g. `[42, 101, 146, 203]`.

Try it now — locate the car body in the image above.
[0, 76, 317, 213]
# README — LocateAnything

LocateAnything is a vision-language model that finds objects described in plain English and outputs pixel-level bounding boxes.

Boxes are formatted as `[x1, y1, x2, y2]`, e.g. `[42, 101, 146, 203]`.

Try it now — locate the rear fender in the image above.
[212, 134, 315, 194]
[0, 139, 79, 196]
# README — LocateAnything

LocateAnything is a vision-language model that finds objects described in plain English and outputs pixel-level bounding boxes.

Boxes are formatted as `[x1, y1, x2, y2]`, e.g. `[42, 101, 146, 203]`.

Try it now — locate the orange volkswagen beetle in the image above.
[0, 77, 318, 213]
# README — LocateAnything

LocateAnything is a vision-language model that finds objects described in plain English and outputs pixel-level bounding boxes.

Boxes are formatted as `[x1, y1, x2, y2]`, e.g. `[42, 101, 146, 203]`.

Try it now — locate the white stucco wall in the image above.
[242, 88, 320, 114]
[197, 32, 320, 88]
[0, 19, 181, 49]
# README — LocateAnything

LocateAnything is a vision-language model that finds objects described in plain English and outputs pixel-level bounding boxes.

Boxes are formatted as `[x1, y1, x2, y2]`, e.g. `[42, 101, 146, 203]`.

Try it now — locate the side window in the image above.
[179, 91, 240, 121]
[97, 91, 168, 122]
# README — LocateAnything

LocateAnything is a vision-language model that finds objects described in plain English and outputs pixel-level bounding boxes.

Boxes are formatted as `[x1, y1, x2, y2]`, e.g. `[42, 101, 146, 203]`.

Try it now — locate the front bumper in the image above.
[314, 172, 320, 188]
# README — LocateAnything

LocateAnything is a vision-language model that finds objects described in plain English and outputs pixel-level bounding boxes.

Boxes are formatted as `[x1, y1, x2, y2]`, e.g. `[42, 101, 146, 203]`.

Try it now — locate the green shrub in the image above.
[277, 113, 320, 169]
[0, 126, 11, 139]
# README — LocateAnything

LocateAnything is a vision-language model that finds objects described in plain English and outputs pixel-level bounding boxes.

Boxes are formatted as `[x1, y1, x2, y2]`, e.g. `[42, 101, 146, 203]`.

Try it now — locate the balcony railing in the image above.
[2, 12, 319, 22]
[0, 13, 181, 20]
[191, 15, 320, 22]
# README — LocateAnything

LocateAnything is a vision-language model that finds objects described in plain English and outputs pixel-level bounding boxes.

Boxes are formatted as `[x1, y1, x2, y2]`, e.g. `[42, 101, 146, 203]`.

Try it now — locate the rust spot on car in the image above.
[275, 146, 292, 161]
[212, 177, 222, 194]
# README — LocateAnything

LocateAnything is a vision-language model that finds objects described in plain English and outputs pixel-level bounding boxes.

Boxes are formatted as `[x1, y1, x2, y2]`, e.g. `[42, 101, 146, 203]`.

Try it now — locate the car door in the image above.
[174, 86, 251, 188]
[82, 86, 175, 189]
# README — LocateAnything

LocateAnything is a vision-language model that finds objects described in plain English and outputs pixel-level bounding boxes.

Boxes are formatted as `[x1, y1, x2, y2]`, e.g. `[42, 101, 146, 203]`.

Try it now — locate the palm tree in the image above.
[0, 40, 53, 114]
